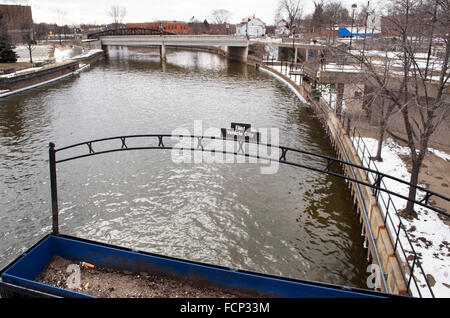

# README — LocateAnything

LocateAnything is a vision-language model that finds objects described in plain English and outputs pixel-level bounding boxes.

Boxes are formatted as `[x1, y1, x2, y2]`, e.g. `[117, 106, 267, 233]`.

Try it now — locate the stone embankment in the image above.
[0, 49, 103, 98]
[250, 59, 409, 296]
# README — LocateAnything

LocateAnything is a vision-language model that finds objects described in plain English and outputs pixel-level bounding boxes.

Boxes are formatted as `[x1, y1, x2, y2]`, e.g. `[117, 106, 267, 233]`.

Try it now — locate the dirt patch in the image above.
[0, 62, 34, 72]
[35, 256, 259, 298]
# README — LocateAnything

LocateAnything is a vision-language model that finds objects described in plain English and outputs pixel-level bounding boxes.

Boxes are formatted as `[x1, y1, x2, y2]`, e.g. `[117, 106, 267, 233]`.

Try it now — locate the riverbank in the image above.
[0, 45, 103, 98]
[255, 59, 449, 297]
[0, 51, 370, 298]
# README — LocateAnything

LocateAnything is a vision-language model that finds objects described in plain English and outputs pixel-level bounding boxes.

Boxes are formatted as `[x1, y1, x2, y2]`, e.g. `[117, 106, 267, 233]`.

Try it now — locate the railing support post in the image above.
[49, 142, 59, 235]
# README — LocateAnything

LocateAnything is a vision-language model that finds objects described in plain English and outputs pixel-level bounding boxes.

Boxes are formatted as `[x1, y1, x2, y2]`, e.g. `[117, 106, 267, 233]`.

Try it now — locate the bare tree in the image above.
[55, 8, 67, 45]
[211, 9, 232, 24]
[108, 5, 126, 29]
[311, 0, 325, 33]
[323, 0, 351, 42]
[17, 5, 34, 63]
[21, 22, 34, 63]
[329, 0, 450, 218]
[277, 0, 303, 31]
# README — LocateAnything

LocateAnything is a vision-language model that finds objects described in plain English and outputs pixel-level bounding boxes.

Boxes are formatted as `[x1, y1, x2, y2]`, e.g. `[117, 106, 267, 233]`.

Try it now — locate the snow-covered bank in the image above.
[260, 61, 449, 297]
[54, 47, 103, 63]
[1, 46, 102, 98]
[14, 45, 53, 63]
[352, 137, 450, 297]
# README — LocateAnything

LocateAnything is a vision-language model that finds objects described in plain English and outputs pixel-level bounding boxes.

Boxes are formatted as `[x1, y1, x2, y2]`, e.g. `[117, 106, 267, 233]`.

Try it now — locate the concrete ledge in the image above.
[0, 51, 104, 98]
[0, 61, 79, 92]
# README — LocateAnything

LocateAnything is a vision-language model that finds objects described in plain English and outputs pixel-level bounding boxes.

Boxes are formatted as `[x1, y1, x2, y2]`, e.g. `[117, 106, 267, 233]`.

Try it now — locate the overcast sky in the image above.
[1, 0, 382, 25]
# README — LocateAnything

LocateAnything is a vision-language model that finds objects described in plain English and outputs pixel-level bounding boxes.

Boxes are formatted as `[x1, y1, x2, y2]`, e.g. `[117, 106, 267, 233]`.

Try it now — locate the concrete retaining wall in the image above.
[0, 51, 104, 98]
[257, 63, 408, 296]
[72, 51, 104, 66]
[0, 61, 79, 91]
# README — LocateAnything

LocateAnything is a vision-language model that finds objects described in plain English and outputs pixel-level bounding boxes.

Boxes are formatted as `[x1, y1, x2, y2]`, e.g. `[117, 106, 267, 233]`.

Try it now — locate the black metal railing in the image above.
[262, 56, 318, 82]
[87, 27, 175, 39]
[49, 133, 448, 221]
[256, 59, 448, 297]
[349, 128, 442, 298]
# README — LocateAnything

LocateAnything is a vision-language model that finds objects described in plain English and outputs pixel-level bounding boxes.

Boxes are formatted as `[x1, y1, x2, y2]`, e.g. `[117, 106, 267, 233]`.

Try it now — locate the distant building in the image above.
[126, 21, 188, 34]
[274, 19, 290, 37]
[236, 16, 266, 38]
[0, 4, 34, 44]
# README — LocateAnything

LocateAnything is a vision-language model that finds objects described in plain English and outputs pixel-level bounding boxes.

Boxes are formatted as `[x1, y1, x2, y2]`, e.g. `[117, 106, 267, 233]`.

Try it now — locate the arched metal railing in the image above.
[48, 133, 449, 297]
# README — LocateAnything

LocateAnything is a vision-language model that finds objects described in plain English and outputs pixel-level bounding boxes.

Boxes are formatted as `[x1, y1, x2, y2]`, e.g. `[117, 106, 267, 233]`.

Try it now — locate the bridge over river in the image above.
[87, 30, 250, 62]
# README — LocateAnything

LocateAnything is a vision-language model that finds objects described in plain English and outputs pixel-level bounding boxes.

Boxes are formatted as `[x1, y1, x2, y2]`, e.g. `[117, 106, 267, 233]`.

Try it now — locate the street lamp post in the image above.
[349, 3, 357, 50]
[362, 1, 370, 57]
[292, 25, 296, 65]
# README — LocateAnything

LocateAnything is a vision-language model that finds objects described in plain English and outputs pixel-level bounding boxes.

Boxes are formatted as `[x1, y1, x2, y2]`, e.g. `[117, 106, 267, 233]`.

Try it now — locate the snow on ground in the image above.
[54, 46, 103, 62]
[53, 47, 73, 62]
[429, 148, 450, 161]
[72, 49, 103, 60]
[264, 61, 449, 297]
[14, 44, 102, 64]
[14, 45, 53, 62]
[352, 137, 450, 298]
[323, 63, 363, 73]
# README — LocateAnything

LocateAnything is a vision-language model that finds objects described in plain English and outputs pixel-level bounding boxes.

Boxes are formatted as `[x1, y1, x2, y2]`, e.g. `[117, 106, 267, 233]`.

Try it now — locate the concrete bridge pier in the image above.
[226, 46, 248, 63]
[160, 43, 167, 62]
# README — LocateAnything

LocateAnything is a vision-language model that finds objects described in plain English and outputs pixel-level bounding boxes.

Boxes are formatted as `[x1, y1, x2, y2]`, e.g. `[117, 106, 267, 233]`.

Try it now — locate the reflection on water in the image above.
[0, 48, 367, 288]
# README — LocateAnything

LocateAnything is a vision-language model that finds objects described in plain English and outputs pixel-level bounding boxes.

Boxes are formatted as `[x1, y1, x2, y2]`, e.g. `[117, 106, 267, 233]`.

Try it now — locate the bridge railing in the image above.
[87, 28, 175, 39]
[262, 56, 317, 81]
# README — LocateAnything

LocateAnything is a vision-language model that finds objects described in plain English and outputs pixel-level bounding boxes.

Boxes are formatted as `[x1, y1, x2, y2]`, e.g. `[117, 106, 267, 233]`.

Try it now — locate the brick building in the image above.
[0, 4, 33, 44]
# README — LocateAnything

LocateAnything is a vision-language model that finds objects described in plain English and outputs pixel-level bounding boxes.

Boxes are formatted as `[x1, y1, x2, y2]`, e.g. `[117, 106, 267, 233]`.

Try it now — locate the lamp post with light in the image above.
[349, 3, 357, 50]
[292, 25, 296, 64]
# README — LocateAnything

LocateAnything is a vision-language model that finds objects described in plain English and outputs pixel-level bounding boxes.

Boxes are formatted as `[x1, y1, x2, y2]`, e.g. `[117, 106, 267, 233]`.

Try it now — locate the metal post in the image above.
[347, 117, 351, 135]
[350, 4, 357, 50]
[362, 1, 370, 57]
[407, 256, 417, 291]
[49, 142, 59, 235]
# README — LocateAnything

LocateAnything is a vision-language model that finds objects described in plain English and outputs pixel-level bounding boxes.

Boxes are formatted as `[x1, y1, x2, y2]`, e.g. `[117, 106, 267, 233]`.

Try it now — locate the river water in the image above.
[0, 48, 368, 288]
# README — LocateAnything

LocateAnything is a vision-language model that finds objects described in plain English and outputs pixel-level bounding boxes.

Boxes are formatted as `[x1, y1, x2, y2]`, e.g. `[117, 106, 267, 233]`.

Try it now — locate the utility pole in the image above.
[362, 1, 370, 57]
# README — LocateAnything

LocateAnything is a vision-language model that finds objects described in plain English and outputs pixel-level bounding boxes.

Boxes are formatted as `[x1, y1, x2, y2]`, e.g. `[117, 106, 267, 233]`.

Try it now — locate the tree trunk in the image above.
[28, 44, 33, 64]
[373, 123, 385, 162]
[404, 158, 421, 219]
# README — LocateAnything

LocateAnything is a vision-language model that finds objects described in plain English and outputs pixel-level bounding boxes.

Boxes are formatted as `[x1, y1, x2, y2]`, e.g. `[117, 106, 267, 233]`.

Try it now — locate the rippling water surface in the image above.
[0, 48, 367, 288]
